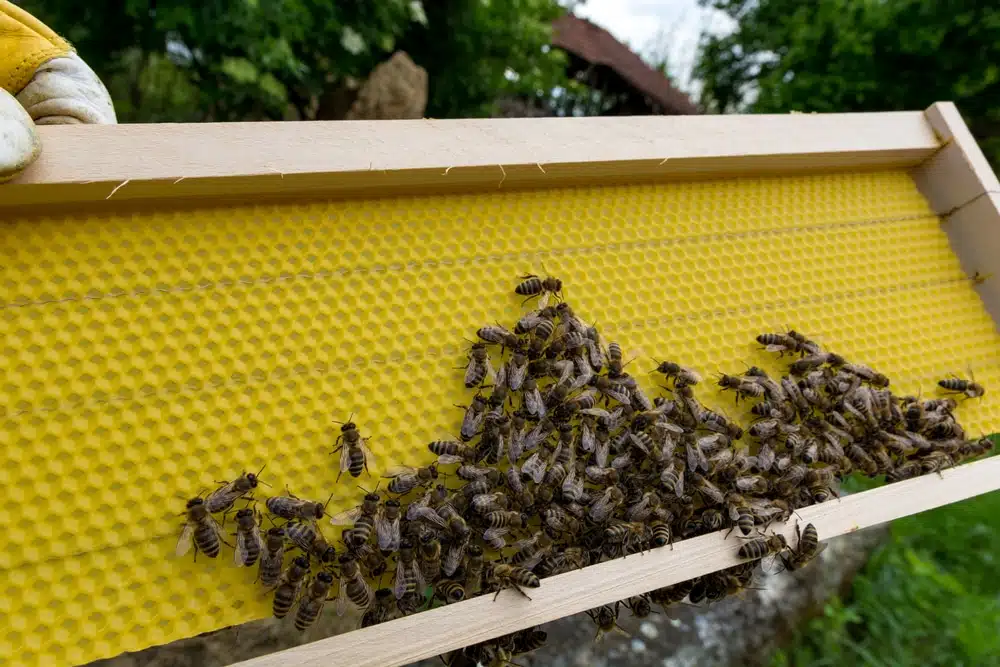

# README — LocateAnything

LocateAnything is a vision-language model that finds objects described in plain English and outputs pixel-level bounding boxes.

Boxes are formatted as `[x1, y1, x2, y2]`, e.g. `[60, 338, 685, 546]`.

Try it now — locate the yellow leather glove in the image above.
[0, 0, 116, 182]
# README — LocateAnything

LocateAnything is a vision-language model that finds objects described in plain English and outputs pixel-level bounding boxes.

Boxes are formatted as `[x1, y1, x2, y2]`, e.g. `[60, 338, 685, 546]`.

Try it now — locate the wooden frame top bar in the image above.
[2, 111, 940, 209]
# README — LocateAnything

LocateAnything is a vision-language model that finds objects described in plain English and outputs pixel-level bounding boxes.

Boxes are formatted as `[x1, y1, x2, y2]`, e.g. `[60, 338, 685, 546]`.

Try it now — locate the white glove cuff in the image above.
[15, 52, 116, 125]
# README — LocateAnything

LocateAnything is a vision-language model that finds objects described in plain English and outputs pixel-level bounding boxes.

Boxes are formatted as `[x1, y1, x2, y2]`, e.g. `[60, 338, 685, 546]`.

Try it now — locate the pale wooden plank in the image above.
[229, 455, 1000, 667]
[1, 112, 940, 209]
[912, 101, 1000, 215]
[941, 192, 1000, 329]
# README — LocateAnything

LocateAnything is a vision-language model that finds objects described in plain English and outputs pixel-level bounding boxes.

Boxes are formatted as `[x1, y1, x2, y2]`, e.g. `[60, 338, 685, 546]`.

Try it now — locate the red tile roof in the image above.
[552, 14, 699, 115]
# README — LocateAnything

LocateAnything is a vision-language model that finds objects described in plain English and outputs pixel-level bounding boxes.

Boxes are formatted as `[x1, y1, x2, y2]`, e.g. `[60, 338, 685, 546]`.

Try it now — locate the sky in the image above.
[572, 0, 736, 92]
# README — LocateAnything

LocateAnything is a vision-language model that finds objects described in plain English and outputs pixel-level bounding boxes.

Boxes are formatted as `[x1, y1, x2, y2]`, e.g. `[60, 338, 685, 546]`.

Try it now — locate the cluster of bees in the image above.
[178, 273, 992, 663]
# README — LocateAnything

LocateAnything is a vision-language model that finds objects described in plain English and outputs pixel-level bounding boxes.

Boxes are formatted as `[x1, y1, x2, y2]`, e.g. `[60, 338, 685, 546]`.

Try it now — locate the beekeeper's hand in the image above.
[0, 1, 116, 182]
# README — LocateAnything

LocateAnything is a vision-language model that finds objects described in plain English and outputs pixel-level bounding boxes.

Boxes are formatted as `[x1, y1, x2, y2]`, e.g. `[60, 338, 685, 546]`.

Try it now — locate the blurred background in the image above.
[22, 0, 997, 664]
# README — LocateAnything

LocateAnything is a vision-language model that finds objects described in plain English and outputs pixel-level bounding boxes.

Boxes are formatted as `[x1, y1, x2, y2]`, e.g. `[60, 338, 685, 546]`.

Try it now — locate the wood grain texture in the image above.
[912, 102, 1000, 215]
[229, 456, 1000, 667]
[2, 112, 940, 209]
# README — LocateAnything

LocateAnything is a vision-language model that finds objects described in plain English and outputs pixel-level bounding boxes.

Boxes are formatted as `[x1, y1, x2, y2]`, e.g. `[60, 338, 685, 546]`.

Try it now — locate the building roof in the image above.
[552, 14, 699, 115]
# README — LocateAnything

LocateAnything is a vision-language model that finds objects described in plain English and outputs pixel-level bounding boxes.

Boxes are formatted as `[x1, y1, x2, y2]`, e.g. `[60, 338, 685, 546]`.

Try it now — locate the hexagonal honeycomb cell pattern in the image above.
[2, 170, 999, 666]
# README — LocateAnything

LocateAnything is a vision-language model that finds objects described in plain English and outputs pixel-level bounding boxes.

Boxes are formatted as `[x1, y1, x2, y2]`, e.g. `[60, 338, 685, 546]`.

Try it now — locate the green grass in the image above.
[771, 448, 1000, 667]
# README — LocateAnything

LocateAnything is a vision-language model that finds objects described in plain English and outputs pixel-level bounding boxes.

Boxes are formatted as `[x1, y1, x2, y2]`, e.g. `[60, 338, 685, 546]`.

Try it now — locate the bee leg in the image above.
[511, 583, 533, 601]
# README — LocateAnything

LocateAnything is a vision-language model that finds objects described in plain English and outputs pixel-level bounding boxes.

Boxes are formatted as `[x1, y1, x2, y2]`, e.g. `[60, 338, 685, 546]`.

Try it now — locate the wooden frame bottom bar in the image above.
[230, 455, 1000, 667]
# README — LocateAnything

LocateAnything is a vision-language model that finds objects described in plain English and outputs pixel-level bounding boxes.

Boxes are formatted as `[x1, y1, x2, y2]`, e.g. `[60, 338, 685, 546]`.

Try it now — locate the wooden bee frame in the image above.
[4, 102, 1000, 667]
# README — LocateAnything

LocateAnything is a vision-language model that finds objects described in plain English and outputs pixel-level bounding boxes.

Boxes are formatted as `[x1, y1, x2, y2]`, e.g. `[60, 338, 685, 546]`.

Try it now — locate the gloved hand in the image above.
[0, 0, 116, 182]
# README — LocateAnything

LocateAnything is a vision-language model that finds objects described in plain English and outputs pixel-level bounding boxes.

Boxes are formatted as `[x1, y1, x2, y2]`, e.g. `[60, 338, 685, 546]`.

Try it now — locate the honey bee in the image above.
[689, 472, 725, 504]
[485, 511, 527, 529]
[607, 341, 624, 377]
[737, 533, 787, 561]
[625, 490, 661, 523]
[938, 374, 985, 398]
[361, 588, 396, 628]
[336, 553, 374, 615]
[841, 363, 890, 388]
[330, 489, 380, 551]
[375, 498, 402, 552]
[477, 324, 519, 348]
[434, 579, 466, 604]
[653, 361, 701, 387]
[383, 463, 438, 495]
[272, 555, 310, 619]
[649, 520, 672, 548]
[295, 571, 335, 632]
[543, 504, 582, 534]
[700, 508, 724, 533]
[604, 521, 650, 557]
[756, 332, 802, 356]
[430, 440, 478, 465]
[661, 463, 687, 503]
[623, 594, 653, 619]
[443, 529, 470, 578]
[233, 507, 263, 567]
[512, 628, 548, 656]
[418, 533, 442, 583]
[716, 374, 765, 401]
[701, 409, 744, 439]
[393, 538, 427, 600]
[285, 520, 338, 563]
[465, 342, 495, 388]
[515, 306, 555, 335]
[204, 465, 266, 514]
[521, 377, 546, 419]
[587, 604, 630, 641]
[333, 417, 373, 480]
[503, 351, 529, 392]
[459, 544, 484, 596]
[780, 523, 825, 571]
[515, 273, 563, 308]
[459, 393, 489, 442]
[734, 475, 769, 494]
[788, 353, 844, 376]
[919, 450, 955, 476]
[724, 493, 755, 537]
[588, 486, 625, 523]
[472, 492, 510, 515]
[489, 563, 540, 601]
[649, 579, 695, 610]
[265, 493, 329, 521]
[258, 526, 286, 587]
[177, 497, 224, 559]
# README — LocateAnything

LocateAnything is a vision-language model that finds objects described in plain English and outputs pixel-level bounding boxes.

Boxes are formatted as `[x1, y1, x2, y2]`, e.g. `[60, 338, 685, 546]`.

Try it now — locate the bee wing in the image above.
[580, 423, 595, 453]
[235, 530, 249, 566]
[539, 292, 550, 309]
[579, 408, 611, 419]
[393, 565, 408, 600]
[412, 505, 449, 529]
[700, 479, 725, 504]
[555, 360, 574, 384]
[483, 526, 509, 544]
[508, 363, 527, 391]
[628, 432, 651, 455]
[437, 454, 466, 465]
[375, 513, 393, 550]
[595, 436, 610, 468]
[413, 562, 427, 593]
[336, 573, 349, 616]
[382, 466, 417, 478]
[607, 386, 632, 404]
[495, 365, 507, 387]
[176, 523, 195, 557]
[485, 357, 497, 384]
[522, 452, 547, 484]
[339, 437, 352, 473]
[329, 506, 363, 526]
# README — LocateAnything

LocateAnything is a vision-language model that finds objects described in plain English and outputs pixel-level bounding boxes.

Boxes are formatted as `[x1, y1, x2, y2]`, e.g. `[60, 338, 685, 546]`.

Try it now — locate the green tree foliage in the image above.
[17, 0, 570, 121]
[694, 0, 1000, 164]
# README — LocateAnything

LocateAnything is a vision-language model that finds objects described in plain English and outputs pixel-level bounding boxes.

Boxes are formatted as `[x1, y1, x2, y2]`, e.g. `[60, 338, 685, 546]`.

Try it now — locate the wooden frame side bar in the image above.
[229, 456, 1000, 667]
[912, 102, 1000, 329]
[2, 111, 939, 210]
